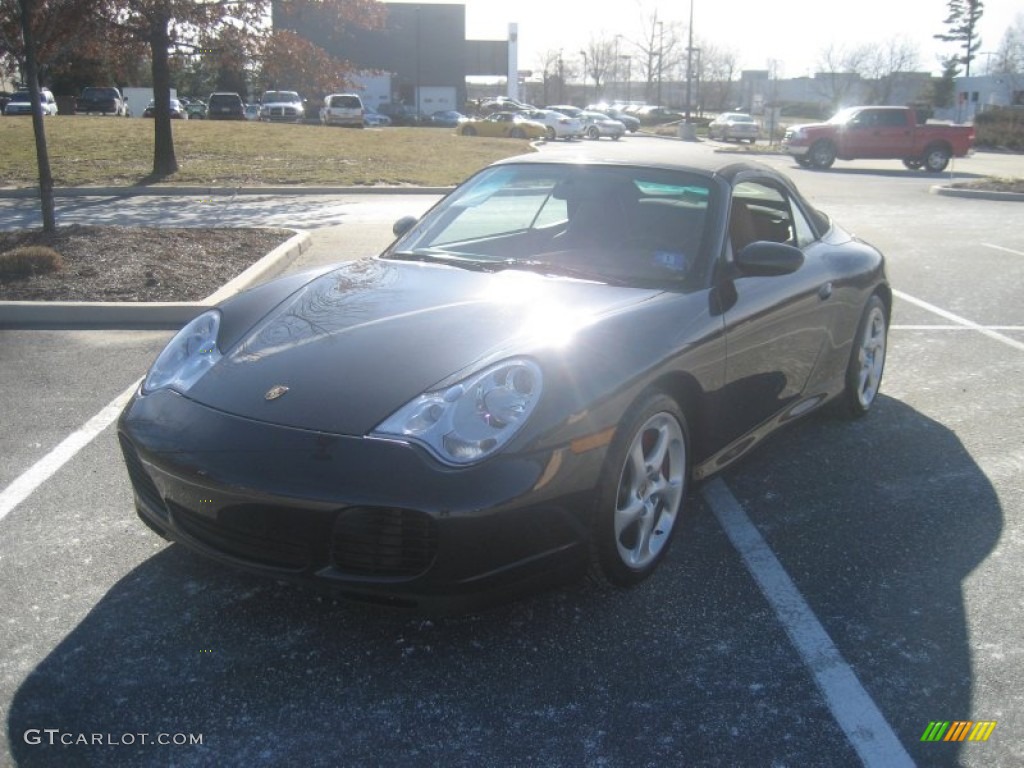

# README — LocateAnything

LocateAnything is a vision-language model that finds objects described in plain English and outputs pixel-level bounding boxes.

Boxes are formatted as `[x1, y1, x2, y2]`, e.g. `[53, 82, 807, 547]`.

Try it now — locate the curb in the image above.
[0, 229, 311, 330]
[0, 185, 455, 199]
[930, 185, 1024, 202]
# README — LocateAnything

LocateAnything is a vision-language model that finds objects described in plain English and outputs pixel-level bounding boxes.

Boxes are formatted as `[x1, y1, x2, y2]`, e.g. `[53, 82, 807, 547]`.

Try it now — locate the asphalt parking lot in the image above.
[1, 137, 1022, 767]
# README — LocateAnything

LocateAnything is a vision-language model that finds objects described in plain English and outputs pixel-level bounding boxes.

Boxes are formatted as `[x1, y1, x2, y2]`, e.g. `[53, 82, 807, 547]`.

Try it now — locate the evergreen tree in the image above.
[934, 0, 985, 78]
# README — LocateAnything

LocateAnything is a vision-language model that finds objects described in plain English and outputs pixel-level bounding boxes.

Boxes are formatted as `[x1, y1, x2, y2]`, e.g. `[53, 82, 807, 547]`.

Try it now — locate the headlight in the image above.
[143, 310, 222, 394]
[373, 359, 543, 465]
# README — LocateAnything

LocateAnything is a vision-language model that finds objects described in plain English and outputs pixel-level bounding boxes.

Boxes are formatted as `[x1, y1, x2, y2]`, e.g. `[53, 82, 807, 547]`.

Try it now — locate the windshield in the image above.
[828, 107, 860, 125]
[264, 91, 300, 102]
[384, 163, 716, 288]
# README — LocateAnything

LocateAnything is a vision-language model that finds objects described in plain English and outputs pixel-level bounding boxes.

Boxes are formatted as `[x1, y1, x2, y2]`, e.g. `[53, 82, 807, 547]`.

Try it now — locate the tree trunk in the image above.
[18, 0, 56, 233]
[149, 15, 178, 177]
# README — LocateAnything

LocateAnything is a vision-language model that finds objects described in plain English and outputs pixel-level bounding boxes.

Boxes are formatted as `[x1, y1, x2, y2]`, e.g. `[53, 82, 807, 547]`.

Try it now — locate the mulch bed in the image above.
[0, 225, 293, 302]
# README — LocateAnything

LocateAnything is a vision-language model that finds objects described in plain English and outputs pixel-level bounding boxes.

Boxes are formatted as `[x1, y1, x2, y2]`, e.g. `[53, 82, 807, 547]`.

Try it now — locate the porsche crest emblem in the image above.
[264, 385, 290, 401]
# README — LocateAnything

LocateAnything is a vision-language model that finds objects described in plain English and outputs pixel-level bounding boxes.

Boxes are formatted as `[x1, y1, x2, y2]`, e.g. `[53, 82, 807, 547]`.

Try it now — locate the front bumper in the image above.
[781, 139, 809, 156]
[118, 389, 604, 610]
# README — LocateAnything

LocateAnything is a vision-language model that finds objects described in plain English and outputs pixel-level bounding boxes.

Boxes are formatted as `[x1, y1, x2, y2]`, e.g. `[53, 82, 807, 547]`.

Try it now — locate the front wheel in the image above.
[587, 126, 600, 140]
[902, 158, 923, 170]
[809, 140, 836, 169]
[795, 155, 812, 168]
[590, 392, 689, 587]
[922, 144, 951, 173]
[461, 125, 477, 136]
[838, 295, 888, 418]
[545, 126, 556, 141]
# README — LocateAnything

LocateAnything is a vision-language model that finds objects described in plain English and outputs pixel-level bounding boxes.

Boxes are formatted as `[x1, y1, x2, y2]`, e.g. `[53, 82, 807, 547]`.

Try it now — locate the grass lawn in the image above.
[0, 117, 532, 188]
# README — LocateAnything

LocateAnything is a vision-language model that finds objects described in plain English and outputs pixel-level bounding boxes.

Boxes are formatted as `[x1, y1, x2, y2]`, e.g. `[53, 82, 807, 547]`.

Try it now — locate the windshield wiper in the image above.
[498, 259, 628, 285]
[385, 251, 494, 271]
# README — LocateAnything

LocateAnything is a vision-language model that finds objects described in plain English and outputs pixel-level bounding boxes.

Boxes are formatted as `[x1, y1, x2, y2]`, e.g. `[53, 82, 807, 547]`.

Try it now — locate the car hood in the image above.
[263, 100, 302, 108]
[187, 258, 661, 435]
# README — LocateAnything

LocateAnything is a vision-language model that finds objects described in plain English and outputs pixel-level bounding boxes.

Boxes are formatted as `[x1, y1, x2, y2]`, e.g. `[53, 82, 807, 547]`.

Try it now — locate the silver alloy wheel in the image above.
[855, 304, 887, 409]
[614, 412, 685, 569]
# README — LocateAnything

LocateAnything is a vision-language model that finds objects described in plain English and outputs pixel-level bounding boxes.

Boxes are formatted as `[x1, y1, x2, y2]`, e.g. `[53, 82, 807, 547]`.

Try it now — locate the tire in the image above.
[902, 158, 923, 170]
[461, 125, 477, 136]
[838, 295, 888, 418]
[510, 127, 525, 139]
[545, 126, 556, 140]
[612, 133, 621, 141]
[589, 392, 689, 587]
[795, 156, 812, 168]
[922, 144, 951, 173]
[587, 126, 600, 140]
[808, 140, 836, 169]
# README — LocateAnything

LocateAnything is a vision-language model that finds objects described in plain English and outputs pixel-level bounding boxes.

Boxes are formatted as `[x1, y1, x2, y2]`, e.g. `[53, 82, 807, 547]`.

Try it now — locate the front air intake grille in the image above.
[331, 508, 438, 579]
[118, 435, 167, 518]
[170, 502, 313, 571]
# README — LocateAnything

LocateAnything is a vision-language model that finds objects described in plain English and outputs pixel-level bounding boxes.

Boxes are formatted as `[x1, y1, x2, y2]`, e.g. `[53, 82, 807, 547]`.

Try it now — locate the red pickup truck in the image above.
[782, 106, 974, 172]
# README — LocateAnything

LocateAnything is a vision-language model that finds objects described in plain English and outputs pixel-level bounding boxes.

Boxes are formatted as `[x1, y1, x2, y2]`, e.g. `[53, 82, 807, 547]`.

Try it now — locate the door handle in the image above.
[818, 282, 833, 300]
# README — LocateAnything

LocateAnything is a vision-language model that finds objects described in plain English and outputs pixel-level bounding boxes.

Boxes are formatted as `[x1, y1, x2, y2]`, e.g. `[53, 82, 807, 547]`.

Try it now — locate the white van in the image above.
[320, 93, 364, 128]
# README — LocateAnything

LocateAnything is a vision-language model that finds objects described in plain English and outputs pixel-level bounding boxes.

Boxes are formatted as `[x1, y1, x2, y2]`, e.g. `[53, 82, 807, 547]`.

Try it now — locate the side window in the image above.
[731, 181, 791, 253]
[731, 180, 819, 252]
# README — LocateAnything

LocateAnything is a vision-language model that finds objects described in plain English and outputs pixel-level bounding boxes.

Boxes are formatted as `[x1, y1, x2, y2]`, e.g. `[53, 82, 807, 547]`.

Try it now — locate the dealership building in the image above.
[273, 1, 514, 114]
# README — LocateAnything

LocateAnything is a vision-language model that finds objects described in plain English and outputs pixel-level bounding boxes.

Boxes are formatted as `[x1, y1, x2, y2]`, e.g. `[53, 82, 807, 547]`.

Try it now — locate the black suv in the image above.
[206, 92, 245, 120]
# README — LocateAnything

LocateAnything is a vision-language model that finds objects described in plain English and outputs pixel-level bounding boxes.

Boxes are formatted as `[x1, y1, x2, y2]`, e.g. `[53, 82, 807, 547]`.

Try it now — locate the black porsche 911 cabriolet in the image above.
[118, 147, 889, 610]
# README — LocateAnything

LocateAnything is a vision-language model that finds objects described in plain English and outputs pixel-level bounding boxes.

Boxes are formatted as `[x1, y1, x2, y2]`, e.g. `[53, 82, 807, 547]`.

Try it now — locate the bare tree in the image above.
[814, 43, 871, 110]
[582, 36, 617, 102]
[862, 37, 921, 104]
[696, 42, 738, 112]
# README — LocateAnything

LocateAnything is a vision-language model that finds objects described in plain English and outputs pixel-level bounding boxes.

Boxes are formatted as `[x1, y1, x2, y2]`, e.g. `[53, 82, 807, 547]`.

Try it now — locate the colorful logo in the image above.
[921, 721, 997, 742]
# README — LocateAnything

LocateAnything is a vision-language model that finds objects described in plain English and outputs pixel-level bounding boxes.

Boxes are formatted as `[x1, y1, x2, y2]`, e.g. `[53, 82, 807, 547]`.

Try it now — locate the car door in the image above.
[714, 176, 835, 441]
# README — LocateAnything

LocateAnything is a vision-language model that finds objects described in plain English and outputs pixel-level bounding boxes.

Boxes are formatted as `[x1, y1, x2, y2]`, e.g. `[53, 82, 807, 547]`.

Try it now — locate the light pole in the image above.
[680, 0, 697, 140]
[579, 50, 588, 105]
[621, 55, 632, 104]
[657, 21, 664, 106]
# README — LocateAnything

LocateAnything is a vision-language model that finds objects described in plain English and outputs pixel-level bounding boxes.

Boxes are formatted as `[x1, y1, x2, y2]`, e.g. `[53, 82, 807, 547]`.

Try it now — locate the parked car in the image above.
[206, 92, 245, 120]
[430, 110, 469, 128]
[378, 102, 428, 126]
[579, 110, 626, 140]
[184, 100, 207, 119]
[523, 108, 583, 140]
[782, 105, 976, 172]
[259, 90, 305, 123]
[545, 104, 583, 119]
[3, 88, 57, 116]
[142, 98, 188, 119]
[459, 111, 547, 140]
[320, 93, 364, 127]
[708, 112, 760, 143]
[76, 86, 128, 116]
[601, 108, 641, 132]
[363, 108, 391, 127]
[117, 148, 890, 610]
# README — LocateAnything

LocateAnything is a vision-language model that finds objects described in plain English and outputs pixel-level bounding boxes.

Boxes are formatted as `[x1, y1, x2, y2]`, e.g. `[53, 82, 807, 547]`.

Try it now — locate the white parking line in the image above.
[703, 478, 914, 768]
[892, 325, 1024, 331]
[983, 243, 1024, 257]
[0, 378, 140, 524]
[894, 289, 1024, 352]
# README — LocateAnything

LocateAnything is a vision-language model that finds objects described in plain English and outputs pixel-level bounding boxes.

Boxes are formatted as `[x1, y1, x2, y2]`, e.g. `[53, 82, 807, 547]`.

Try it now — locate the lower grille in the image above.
[170, 503, 315, 571]
[118, 435, 167, 518]
[331, 508, 438, 579]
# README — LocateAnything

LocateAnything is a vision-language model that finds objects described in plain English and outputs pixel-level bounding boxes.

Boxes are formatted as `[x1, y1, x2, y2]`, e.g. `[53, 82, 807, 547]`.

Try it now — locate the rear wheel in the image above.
[587, 126, 600, 140]
[461, 125, 477, 136]
[590, 392, 689, 587]
[510, 127, 526, 139]
[902, 158, 923, 170]
[545, 126, 556, 140]
[838, 295, 888, 418]
[922, 144, 951, 173]
[809, 140, 836, 169]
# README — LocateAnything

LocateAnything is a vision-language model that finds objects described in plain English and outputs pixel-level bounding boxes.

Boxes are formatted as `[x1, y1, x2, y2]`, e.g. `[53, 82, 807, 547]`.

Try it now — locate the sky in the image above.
[399, 0, 1020, 79]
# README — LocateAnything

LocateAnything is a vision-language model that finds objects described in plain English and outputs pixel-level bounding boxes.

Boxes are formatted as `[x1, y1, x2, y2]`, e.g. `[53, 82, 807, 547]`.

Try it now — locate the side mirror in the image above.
[393, 215, 418, 237]
[735, 241, 804, 276]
